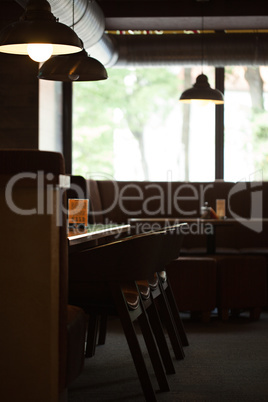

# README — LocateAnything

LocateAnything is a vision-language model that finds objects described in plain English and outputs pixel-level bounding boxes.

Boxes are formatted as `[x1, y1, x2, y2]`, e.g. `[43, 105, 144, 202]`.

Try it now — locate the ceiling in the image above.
[4, 0, 268, 67]
[97, 0, 268, 67]
[97, 0, 268, 31]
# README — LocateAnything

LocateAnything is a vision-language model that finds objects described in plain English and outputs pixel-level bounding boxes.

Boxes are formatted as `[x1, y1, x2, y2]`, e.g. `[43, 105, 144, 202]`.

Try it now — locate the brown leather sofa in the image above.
[93, 179, 268, 254]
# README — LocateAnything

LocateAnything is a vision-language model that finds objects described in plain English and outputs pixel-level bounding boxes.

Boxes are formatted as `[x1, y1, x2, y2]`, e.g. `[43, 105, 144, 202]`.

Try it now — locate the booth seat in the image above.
[165, 254, 267, 321]
[215, 254, 267, 320]
[165, 257, 217, 322]
[0, 151, 86, 402]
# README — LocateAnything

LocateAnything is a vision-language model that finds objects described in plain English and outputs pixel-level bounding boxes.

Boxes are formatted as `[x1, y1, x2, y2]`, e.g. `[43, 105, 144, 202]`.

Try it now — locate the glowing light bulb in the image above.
[191, 99, 212, 107]
[27, 43, 53, 62]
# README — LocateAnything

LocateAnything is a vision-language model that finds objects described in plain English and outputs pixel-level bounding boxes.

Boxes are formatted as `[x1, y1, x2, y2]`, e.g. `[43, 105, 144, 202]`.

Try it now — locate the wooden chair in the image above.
[155, 225, 189, 347]
[137, 224, 189, 364]
[69, 230, 174, 401]
[69, 177, 188, 361]
[95, 225, 189, 361]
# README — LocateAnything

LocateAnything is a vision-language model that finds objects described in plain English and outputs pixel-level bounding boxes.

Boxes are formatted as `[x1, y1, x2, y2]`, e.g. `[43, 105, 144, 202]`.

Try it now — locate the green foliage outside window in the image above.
[73, 67, 181, 179]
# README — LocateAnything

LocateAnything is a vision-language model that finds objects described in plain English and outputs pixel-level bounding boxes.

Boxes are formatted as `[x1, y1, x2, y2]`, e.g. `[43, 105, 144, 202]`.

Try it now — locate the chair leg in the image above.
[97, 313, 108, 345]
[85, 314, 99, 357]
[155, 286, 185, 360]
[137, 300, 170, 392]
[164, 277, 189, 347]
[146, 299, 175, 375]
[110, 282, 157, 402]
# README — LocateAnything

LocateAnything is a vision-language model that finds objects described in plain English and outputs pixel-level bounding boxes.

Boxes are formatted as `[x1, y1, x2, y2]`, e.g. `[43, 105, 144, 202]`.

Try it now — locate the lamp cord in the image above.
[201, 2, 204, 74]
[69, 0, 90, 28]
[72, 0, 74, 29]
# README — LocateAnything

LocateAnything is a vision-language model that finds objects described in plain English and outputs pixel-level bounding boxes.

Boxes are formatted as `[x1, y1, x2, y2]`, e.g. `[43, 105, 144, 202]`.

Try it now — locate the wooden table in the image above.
[129, 218, 233, 254]
[68, 223, 130, 253]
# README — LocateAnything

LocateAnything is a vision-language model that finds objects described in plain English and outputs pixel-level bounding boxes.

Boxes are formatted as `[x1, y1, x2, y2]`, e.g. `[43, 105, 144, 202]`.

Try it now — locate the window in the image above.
[73, 66, 268, 181]
[224, 66, 268, 181]
[73, 66, 215, 181]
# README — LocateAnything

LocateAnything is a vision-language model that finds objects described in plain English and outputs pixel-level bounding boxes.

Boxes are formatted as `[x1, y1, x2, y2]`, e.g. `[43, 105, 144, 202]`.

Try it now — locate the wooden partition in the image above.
[0, 175, 62, 401]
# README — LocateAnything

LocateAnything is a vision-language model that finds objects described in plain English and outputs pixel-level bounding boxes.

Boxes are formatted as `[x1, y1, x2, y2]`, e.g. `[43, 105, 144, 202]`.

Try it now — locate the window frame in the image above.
[65, 67, 225, 179]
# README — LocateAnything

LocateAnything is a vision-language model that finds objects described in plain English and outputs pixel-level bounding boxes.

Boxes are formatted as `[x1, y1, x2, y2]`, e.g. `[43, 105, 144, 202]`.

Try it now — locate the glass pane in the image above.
[179, 67, 215, 181]
[224, 66, 268, 181]
[39, 80, 63, 152]
[73, 66, 215, 181]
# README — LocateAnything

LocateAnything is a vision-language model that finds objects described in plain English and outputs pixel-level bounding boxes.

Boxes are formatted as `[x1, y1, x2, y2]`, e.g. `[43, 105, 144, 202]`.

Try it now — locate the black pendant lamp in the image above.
[38, 0, 107, 82]
[179, 73, 224, 105]
[0, 0, 83, 62]
[38, 48, 108, 81]
[179, 5, 224, 106]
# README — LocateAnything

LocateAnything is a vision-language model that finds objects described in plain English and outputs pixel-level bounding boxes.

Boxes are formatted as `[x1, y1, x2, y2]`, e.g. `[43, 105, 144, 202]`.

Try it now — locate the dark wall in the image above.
[0, 53, 39, 149]
[0, 1, 39, 149]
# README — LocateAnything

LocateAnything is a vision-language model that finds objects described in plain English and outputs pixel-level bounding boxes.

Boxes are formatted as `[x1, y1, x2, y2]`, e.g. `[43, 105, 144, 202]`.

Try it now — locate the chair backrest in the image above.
[69, 230, 167, 283]
[0, 149, 68, 402]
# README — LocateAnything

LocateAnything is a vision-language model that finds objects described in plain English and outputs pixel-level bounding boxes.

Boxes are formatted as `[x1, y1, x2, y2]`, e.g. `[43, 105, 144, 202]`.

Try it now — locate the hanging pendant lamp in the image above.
[37, 0, 107, 82]
[38, 48, 108, 81]
[0, 0, 83, 62]
[179, 73, 224, 105]
[179, 6, 224, 106]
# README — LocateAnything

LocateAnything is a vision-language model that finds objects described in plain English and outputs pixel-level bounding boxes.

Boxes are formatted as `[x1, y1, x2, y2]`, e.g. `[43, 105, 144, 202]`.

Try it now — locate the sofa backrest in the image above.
[94, 179, 268, 252]
[96, 180, 268, 222]
[68, 177, 268, 251]
[0, 149, 68, 401]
